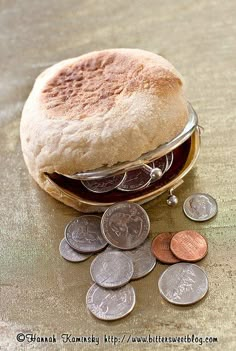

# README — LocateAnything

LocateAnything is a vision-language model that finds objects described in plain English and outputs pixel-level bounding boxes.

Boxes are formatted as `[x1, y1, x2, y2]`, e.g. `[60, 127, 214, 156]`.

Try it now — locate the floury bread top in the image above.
[20, 49, 188, 179]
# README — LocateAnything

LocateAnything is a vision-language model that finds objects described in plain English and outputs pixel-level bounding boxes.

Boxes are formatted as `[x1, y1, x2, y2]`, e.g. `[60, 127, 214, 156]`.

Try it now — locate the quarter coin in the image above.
[158, 262, 208, 305]
[90, 251, 134, 288]
[81, 173, 126, 193]
[101, 202, 150, 250]
[124, 240, 156, 280]
[183, 193, 218, 221]
[117, 166, 152, 192]
[65, 216, 107, 253]
[151, 232, 181, 264]
[59, 238, 92, 262]
[86, 283, 136, 320]
[170, 230, 208, 262]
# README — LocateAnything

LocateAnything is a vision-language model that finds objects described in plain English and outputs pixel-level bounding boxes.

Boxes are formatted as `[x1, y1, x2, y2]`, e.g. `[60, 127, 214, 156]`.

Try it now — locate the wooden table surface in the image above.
[0, 1, 235, 350]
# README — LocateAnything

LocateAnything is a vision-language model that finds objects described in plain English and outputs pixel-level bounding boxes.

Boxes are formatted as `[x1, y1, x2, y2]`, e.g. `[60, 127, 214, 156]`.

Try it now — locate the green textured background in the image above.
[0, 1, 235, 350]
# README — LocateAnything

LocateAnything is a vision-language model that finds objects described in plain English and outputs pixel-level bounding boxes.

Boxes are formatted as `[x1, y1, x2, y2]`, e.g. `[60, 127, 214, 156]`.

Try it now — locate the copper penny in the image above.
[170, 230, 208, 262]
[151, 232, 181, 264]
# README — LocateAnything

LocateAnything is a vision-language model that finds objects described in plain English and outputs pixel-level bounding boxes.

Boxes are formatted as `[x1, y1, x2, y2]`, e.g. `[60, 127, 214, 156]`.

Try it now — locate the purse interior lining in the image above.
[46, 138, 191, 203]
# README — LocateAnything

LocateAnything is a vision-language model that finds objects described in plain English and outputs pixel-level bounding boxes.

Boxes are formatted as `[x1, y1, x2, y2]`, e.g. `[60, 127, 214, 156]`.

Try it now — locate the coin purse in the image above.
[45, 103, 200, 212]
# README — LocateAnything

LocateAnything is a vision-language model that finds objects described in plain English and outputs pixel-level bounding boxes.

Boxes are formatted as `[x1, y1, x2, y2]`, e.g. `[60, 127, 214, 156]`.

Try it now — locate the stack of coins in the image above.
[81, 152, 174, 193]
[59, 202, 156, 320]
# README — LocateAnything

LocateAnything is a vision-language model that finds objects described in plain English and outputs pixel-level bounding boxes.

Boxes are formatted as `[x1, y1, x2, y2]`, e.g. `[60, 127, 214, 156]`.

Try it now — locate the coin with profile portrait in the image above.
[90, 251, 134, 288]
[117, 166, 152, 192]
[101, 202, 150, 250]
[65, 215, 107, 253]
[183, 193, 218, 222]
[86, 283, 136, 320]
[81, 173, 126, 193]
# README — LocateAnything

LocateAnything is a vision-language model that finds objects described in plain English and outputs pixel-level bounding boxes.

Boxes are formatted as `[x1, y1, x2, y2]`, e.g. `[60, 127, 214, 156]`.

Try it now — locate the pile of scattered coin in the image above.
[81, 152, 173, 193]
[59, 193, 218, 320]
[60, 202, 155, 320]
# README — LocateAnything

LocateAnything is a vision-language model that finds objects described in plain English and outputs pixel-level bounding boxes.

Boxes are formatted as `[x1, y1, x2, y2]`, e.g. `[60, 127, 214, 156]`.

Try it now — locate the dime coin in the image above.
[81, 173, 126, 193]
[90, 251, 134, 288]
[86, 283, 136, 320]
[124, 240, 156, 280]
[151, 232, 181, 264]
[170, 230, 208, 262]
[158, 262, 208, 305]
[183, 193, 218, 221]
[59, 238, 92, 262]
[165, 152, 174, 172]
[101, 202, 150, 250]
[65, 216, 107, 253]
[117, 166, 152, 192]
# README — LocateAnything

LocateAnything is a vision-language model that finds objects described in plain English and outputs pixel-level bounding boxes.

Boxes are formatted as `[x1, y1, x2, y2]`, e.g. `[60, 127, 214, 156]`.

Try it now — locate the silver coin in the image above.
[158, 262, 208, 305]
[65, 215, 107, 253]
[86, 283, 136, 320]
[153, 155, 168, 173]
[150, 156, 168, 184]
[59, 238, 92, 262]
[165, 152, 174, 172]
[124, 239, 156, 280]
[104, 245, 121, 253]
[117, 166, 152, 192]
[183, 193, 218, 221]
[81, 173, 126, 193]
[90, 251, 134, 288]
[101, 202, 150, 250]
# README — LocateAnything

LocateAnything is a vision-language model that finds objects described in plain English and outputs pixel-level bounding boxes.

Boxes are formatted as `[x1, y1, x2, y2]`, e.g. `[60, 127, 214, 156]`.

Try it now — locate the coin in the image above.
[165, 152, 174, 172]
[124, 240, 156, 280]
[150, 155, 168, 184]
[158, 263, 208, 305]
[153, 155, 167, 173]
[65, 216, 107, 253]
[90, 251, 134, 288]
[81, 173, 126, 193]
[117, 166, 152, 192]
[86, 283, 136, 320]
[101, 202, 150, 250]
[183, 193, 218, 221]
[104, 245, 121, 254]
[170, 230, 208, 262]
[59, 238, 92, 262]
[151, 232, 181, 264]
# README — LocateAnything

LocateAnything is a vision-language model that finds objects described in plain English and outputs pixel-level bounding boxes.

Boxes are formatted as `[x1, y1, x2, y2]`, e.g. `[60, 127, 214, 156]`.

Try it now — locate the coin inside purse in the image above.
[44, 103, 200, 212]
[45, 128, 200, 210]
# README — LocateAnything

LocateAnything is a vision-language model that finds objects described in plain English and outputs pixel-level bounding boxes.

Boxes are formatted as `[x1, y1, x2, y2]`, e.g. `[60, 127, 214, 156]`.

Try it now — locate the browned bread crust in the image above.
[20, 49, 188, 211]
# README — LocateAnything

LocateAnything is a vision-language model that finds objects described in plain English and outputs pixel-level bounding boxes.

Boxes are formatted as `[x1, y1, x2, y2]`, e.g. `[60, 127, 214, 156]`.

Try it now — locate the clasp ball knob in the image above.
[167, 194, 178, 206]
[150, 167, 163, 181]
